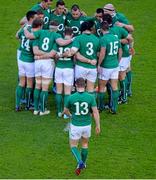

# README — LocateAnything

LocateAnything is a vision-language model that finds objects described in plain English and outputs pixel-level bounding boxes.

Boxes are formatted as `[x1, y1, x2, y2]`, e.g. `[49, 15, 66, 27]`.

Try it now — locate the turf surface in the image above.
[0, 0, 156, 178]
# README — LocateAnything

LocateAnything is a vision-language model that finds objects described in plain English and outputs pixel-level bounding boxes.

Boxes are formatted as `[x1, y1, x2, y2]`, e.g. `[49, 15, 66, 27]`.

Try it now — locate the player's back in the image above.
[18, 25, 34, 62]
[75, 33, 100, 68]
[34, 30, 61, 53]
[100, 33, 120, 68]
[68, 91, 96, 126]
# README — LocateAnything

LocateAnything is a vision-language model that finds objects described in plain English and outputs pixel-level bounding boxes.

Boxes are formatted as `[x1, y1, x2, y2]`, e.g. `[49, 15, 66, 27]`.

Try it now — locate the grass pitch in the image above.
[0, 0, 156, 178]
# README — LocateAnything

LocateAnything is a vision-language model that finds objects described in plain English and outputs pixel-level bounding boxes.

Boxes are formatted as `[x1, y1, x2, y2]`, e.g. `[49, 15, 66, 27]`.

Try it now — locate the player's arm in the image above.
[115, 21, 134, 33]
[118, 47, 122, 62]
[24, 28, 36, 39]
[19, 16, 27, 26]
[92, 107, 100, 135]
[98, 47, 106, 66]
[56, 38, 72, 46]
[15, 28, 22, 39]
[62, 107, 72, 117]
[75, 52, 97, 65]
[35, 50, 57, 60]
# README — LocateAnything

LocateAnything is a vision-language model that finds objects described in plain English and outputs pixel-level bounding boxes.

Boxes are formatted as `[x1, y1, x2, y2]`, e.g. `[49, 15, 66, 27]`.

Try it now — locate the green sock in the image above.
[97, 92, 105, 110]
[71, 147, 82, 163]
[64, 94, 70, 108]
[40, 91, 48, 112]
[26, 87, 33, 108]
[34, 88, 41, 111]
[112, 90, 119, 112]
[55, 93, 63, 113]
[120, 79, 127, 101]
[16, 85, 24, 107]
[126, 71, 132, 92]
[81, 148, 88, 164]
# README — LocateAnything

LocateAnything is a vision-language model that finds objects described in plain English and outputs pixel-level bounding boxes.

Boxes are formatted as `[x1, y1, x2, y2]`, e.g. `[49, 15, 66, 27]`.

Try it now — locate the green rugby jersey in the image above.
[72, 33, 100, 69]
[18, 25, 34, 63]
[31, 3, 51, 29]
[33, 30, 61, 53]
[65, 91, 97, 126]
[66, 13, 89, 36]
[94, 18, 102, 37]
[100, 33, 121, 68]
[110, 26, 130, 57]
[56, 41, 74, 69]
[112, 12, 130, 25]
[50, 11, 66, 36]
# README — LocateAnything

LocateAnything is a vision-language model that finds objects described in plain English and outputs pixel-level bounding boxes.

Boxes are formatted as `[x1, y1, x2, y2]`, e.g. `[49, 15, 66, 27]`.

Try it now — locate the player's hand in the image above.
[63, 50, 70, 57]
[115, 21, 124, 27]
[34, 55, 40, 60]
[129, 47, 135, 55]
[95, 126, 100, 135]
[90, 60, 97, 65]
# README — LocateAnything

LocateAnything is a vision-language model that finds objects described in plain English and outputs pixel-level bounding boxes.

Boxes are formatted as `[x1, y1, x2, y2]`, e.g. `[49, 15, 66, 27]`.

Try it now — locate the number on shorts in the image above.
[86, 42, 94, 56]
[74, 102, 89, 115]
[42, 37, 50, 51]
[108, 41, 119, 55]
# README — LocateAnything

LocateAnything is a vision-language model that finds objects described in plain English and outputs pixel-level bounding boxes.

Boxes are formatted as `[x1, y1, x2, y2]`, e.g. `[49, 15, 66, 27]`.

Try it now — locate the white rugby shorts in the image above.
[69, 123, 91, 140]
[54, 67, 74, 86]
[98, 67, 119, 80]
[119, 57, 130, 71]
[75, 65, 97, 83]
[35, 59, 55, 78]
[18, 59, 35, 78]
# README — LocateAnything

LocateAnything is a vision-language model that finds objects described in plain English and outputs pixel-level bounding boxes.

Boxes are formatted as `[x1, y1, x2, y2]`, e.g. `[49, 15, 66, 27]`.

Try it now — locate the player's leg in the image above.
[97, 67, 109, 111]
[81, 137, 89, 167]
[119, 70, 127, 103]
[110, 67, 119, 114]
[39, 60, 54, 115]
[97, 79, 107, 111]
[25, 62, 35, 110]
[55, 67, 63, 117]
[15, 60, 26, 110]
[86, 68, 97, 98]
[126, 63, 132, 96]
[33, 76, 42, 115]
[70, 125, 85, 175]
[39, 77, 51, 115]
[119, 57, 129, 103]
[25, 77, 34, 110]
[15, 76, 26, 110]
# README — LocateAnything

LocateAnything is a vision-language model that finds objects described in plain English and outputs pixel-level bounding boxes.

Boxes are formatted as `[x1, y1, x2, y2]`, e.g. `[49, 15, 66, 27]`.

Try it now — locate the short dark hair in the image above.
[43, 0, 52, 2]
[102, 14, 113, 27]
[96, 8, 104, 14]
[32, 18, 44, 28]
[101, 21, 109, 31]
[36, 10, 44, 15]
[64, 27, 73, 35]
[26, 11, 37, 21]
[80, 21, 94, 32]
[71, 4, 80, 11]
[56, 0, 65, 7]
[76, 78, 86, 88]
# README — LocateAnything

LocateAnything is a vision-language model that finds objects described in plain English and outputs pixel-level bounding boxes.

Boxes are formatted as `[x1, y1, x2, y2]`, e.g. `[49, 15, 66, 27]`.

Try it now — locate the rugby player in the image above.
[20, 0, 52, 29]
[97, 21, 122, 114]
[15, 11, 38, 111]
[63, 78, 100, 175]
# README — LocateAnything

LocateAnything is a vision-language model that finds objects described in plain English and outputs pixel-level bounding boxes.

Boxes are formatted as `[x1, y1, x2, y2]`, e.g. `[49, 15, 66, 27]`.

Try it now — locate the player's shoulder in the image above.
[116, 12, 126, 19]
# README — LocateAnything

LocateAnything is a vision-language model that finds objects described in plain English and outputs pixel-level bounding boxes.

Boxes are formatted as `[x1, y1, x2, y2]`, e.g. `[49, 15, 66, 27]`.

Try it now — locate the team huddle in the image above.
[15, 0, 134, 175]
